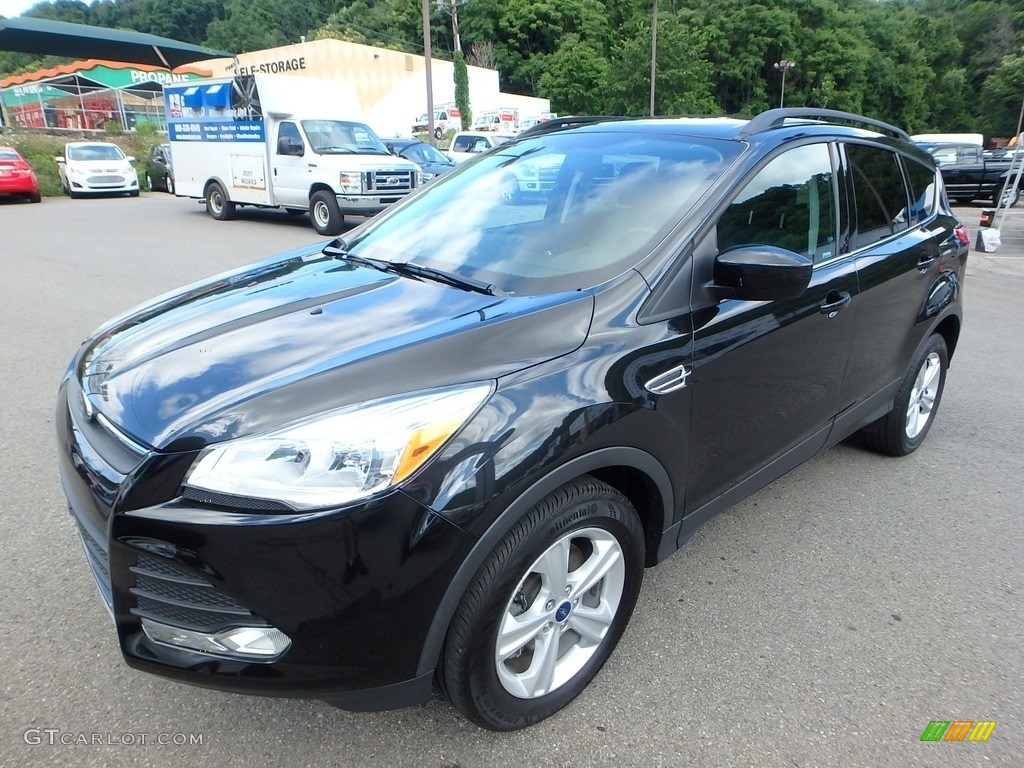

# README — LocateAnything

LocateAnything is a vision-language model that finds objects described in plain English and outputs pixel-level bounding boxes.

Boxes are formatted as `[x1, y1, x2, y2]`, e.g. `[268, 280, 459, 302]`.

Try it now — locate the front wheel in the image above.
[442, 476, 644, 731]
[205, 181, 235, 220]
[434, 126, 443, 140]
[166, 175, 174, 195]
[309, 190, 344, 235]
[859, 333, 948, 456]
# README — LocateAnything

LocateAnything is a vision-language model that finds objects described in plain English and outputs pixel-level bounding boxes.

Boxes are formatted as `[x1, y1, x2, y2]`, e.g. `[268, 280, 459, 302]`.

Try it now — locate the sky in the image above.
[0, 0, 48, 18]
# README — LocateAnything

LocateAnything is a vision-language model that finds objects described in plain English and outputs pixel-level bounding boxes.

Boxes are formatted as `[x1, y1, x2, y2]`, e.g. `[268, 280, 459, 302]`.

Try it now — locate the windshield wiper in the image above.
[386, 261, 500, 295]
[324, 245, 499, 295]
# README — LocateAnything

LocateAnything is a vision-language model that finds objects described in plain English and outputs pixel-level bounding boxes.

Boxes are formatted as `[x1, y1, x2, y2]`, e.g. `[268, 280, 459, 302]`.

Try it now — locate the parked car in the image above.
[145, 143, 174, 194]
[0, 146, 41, 203]
[56, 141, 139, 198]
[917, 141, 1023, 206]
[384, 138, 456, 182]
[56, 109, 968, 732]
[447, 130, 515, 163]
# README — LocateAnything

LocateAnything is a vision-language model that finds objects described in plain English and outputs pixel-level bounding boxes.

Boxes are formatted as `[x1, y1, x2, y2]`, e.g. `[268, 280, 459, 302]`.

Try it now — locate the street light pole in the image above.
[650, 0, 658, 116]
[774, 59, 795, 108]
[422, 0, 435, 144]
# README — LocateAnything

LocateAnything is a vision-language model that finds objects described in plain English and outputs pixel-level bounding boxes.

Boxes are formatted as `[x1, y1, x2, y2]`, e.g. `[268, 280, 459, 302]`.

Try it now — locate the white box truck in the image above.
[163, 74, 421, 235]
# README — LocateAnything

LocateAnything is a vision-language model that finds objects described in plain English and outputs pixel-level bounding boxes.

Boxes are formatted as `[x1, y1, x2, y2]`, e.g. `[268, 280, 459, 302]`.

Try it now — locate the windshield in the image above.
[68, 144, 125, 162]
[402, 142, 452, 165]
[345, 130, 741, 295]
[301, 120, 389, 155]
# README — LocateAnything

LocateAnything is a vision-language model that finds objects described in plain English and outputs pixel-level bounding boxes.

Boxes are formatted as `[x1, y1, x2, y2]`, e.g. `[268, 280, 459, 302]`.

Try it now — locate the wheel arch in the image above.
[203, 176, 230, 198]
[933, 312, 961, 361]
[308, 182, 338, 199]
[416, 446, 674, 679]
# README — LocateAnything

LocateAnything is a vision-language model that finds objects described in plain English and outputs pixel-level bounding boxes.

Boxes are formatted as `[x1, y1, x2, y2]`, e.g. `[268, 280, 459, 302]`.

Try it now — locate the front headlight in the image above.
[338, 171, 362, 195]
[183, 383, 492, 510]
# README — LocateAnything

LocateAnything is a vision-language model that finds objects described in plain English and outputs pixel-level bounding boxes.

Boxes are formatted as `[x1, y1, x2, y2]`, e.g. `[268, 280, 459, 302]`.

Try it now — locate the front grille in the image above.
[180, 485, 292, 511]
[130, 552, 266, 633]
[366, 169, 415, 193]
[87, 175, 126, 184]
[76, 519, 113, 612]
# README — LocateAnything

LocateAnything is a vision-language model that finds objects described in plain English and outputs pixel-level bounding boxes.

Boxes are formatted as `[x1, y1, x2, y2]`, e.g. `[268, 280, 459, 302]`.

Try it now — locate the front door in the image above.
[684, 142, 859, 512]
[271, 121, 309, 207]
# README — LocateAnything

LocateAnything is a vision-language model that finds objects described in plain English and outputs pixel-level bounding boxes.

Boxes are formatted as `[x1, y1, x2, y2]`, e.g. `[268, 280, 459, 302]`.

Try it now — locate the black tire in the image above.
[859, 334, 948, 456]
[166, 175, 174, 195]
[146, 174, 154, 191]
[434, 126, 443, 140]
[205, 181, 235, 221]
[442, 476, 644, 731]
[309, 190, 344, 235]
[129, 190, 140, 198]
[995, 182, 1020, 208]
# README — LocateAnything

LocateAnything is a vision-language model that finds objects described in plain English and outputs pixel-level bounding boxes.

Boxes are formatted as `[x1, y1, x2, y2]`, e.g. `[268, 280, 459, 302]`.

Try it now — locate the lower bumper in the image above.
[55, 381, 476, 709]
[337, 194, 410, 215]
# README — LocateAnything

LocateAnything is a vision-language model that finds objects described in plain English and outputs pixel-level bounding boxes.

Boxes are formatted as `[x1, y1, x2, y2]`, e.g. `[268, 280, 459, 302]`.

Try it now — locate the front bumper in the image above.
[337, 193, 410, 215]
[55, 379, 474, 709]
[68, 175, 139, 193]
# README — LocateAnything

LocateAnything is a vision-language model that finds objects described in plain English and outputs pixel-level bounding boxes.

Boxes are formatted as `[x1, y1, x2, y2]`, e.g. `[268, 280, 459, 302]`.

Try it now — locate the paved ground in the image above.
[0, 195, 1021, 767]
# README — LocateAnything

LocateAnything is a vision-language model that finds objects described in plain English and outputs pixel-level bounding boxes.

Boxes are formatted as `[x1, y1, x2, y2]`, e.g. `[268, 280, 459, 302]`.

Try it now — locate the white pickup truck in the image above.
[164, 74, 421, 235]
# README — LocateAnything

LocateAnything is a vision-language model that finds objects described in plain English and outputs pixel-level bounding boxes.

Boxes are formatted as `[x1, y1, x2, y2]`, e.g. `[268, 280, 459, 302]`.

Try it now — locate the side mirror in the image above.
[126, 155, 136, 163]
[714, 245, 812, 301]
[55, 157, 65, 163]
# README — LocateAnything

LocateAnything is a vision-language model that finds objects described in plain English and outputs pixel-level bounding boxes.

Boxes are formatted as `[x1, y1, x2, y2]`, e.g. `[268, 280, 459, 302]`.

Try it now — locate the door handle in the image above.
[819, 290, 851, 317]
[917, 251, 938, 270]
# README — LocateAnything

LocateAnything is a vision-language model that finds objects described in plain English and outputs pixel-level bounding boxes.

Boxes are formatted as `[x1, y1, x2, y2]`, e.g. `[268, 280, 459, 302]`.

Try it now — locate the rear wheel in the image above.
[205, 181, 235, 220]
[442, 476, 644, 731]
[434, 126, 443, 140]
[310, 190, 344, 235]
[166, 175, 174, 195]
[859, 333, 948, 456]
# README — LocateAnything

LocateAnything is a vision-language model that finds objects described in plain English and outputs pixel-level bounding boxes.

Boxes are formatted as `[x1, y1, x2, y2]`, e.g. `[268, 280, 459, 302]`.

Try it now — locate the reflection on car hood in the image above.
[77, 247, 593, 451]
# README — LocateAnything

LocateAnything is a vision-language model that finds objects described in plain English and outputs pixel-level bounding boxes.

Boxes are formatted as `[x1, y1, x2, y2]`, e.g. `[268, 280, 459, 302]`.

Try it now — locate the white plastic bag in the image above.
[978, 228, 1001, 253]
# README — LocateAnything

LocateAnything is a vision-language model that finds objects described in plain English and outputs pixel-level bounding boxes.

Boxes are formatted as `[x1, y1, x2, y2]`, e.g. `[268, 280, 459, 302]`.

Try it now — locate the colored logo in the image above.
[920, 721, 997, 742]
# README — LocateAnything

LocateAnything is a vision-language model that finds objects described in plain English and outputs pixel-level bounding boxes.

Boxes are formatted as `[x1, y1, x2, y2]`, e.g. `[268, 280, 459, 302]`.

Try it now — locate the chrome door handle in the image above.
[645, 365, 690, 395]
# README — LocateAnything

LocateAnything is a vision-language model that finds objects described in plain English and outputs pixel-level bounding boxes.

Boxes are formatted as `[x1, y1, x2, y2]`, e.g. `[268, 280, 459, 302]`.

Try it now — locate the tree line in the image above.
[3, 0, 1024, 139]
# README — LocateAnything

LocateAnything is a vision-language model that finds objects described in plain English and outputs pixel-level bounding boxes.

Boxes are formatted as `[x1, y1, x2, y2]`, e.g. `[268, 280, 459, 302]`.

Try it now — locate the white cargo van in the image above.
[164, 74, 421, 235]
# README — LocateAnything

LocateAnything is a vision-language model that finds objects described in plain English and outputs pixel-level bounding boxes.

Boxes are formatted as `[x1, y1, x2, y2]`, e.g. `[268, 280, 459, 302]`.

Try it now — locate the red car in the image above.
[0, 146, 41, 203]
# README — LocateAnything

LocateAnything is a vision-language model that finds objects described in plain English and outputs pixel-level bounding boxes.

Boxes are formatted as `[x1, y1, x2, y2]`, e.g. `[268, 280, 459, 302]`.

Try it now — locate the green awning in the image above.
[0, 16, 232, 68]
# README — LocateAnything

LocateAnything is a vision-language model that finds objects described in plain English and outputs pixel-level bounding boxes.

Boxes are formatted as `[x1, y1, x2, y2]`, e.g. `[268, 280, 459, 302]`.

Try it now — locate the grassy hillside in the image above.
[1, 125, 163, 197]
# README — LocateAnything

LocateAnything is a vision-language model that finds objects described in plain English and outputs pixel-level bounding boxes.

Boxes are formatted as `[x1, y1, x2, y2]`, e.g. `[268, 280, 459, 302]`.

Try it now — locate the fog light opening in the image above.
[141, 618, 292, 661]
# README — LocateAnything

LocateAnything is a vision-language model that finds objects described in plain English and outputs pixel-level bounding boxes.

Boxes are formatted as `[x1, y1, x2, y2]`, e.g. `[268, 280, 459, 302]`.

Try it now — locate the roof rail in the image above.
[740, 108, 910, 142]
[517, 115, 628, 139]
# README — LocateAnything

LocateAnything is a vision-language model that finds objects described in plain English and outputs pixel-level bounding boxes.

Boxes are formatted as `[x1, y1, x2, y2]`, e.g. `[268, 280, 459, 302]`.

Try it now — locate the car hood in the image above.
[76, 246, 593, 451]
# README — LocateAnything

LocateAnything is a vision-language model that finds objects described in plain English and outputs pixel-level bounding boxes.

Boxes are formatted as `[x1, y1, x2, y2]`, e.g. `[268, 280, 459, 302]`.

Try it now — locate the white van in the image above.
[164, 74, 421, 235]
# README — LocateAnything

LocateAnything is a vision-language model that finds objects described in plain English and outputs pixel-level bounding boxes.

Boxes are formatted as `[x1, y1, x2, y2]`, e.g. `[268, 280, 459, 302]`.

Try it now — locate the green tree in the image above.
[454, 50, 471, 128]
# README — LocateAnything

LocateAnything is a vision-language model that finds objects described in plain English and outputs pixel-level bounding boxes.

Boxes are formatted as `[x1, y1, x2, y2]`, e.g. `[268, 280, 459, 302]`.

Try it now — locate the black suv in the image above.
[56, 109, 968, 731]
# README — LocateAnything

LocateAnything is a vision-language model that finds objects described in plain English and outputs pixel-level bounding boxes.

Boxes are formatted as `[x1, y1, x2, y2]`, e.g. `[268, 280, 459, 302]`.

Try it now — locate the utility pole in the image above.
[650, 0, 658, 116]
[437, 0, 468, 54]
[422, 0, 435, 143]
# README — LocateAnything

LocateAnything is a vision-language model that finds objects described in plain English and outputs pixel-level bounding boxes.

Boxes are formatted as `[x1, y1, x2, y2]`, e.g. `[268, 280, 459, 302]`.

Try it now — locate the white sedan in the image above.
[56, 142, 140, 198]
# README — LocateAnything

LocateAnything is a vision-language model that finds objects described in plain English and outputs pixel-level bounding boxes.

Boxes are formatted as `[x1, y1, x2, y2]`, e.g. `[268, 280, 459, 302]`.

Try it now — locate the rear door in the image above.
[841, 142, 949, 406]
[684, 141, 859, 512]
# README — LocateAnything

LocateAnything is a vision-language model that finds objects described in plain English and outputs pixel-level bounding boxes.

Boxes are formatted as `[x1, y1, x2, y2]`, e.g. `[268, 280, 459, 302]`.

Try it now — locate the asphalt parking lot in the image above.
[0, 194, 1021, 767]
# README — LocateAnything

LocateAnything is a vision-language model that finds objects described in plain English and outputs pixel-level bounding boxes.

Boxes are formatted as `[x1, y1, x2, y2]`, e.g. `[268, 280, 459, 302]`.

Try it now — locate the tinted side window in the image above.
[902, 158, 938, 226]
[276, 122, 303, 156]
[846, 144, 909, 250]
[717, 143, 837, 263]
